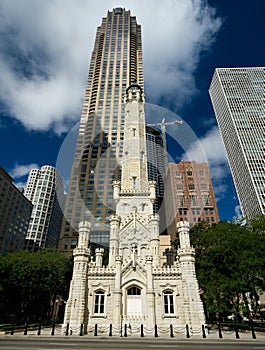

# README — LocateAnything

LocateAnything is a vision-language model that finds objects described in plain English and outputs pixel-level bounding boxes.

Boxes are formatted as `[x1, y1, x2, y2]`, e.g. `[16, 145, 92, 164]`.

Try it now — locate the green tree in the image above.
[172, 217, 265, 321]
[0, 250, 73, 323]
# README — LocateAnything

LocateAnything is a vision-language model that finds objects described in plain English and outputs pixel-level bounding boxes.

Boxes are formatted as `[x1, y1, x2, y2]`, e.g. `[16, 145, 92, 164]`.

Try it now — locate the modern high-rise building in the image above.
[0, 166, 33, 254]
[164, 161, 219, 240]
[209, 67, 265, 220]
[59, 8, 144, 253]
[24, 165, 65, 250]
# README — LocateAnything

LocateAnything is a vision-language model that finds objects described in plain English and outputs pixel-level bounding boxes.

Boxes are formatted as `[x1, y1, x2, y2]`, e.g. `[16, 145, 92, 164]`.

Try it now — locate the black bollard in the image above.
[170, 324, 174, 338]
[154, 324, 158, 337]
[94, 323, 98, 336]
[218, 322, 223, 338]
[250, 321, 256, 339]
[140, 324, 144, 337]
[186, 324, 190, 338]
[202, 324, 206, 338]
[24, 323, 28, 336]
[65, 323, 69, 336]
[10, 323, 15, 335]
[234, 325, 240, 339]
[109, 324, 112, 337]
[80, 323, 83, 336]
[124, 324, 127, 337]
[37, 324, 41, 335]
[51, 322, 55, 336]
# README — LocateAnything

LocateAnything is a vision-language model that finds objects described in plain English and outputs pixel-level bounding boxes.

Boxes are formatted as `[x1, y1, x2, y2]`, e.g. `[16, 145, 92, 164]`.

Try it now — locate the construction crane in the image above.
[147, 117, 182, 151]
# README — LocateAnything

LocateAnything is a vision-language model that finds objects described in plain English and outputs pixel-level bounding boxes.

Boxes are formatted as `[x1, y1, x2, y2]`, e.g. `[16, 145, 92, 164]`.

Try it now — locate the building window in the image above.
[127, 286, 141, 295]
[70, 239, 77, 249]
[94, 290, 105, 314]
[64, 239, 69, 250]
[163, 290, 174, 315]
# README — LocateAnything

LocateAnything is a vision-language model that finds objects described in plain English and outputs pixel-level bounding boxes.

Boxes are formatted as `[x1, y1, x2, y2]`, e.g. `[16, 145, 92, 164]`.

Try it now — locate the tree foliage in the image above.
[172, 215, 265, 321]
[0, 250, 73, 323]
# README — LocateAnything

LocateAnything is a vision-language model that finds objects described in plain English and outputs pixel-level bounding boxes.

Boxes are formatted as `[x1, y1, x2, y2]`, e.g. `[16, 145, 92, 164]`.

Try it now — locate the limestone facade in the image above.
[62, 83, 205, 336]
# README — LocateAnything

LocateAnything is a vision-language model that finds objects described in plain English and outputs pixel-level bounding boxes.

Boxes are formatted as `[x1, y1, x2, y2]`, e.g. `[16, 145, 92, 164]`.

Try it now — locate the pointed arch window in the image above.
[163, 290, 174, 315]
[94, 290, 105, 314]
[127, 286, 141, 295]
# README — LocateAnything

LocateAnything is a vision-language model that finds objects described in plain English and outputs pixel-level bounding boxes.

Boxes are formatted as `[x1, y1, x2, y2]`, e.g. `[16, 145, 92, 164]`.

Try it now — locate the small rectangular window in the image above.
[164, 292, 174, 315]
[94, 292, 105, 314]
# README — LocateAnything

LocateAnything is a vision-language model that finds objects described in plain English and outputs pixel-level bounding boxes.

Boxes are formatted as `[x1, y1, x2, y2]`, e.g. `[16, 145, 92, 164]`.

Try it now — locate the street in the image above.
[0, 337, 265, 350]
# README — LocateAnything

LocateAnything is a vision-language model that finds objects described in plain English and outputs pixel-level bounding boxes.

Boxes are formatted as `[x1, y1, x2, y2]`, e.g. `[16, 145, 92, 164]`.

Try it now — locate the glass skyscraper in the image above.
[209, 67, 265, 220]
[59, 8, 144, 253]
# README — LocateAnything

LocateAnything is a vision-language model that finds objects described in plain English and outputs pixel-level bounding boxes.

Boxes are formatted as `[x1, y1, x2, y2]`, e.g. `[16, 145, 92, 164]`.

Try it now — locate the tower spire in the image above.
[121, 82, 148, 192]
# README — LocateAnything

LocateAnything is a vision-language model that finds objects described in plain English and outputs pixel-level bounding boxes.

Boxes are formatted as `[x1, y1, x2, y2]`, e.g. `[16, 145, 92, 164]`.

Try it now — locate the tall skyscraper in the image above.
[209, 67, 265, 220]
[24, 165, 65, 250]
[59, 8, 144, 253]
[164, 161, 219, 240]
[0, 166, 33, 254]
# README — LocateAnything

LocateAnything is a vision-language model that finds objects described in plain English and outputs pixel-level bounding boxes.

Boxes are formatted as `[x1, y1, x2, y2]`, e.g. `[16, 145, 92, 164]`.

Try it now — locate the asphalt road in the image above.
[0, 337, 265, 350]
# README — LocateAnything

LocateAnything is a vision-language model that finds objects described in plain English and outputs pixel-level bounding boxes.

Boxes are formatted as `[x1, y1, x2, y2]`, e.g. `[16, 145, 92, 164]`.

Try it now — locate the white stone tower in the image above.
[62, 83, 205, 336]
[177, 221, 206, 330]
[109, 82, 159, 268]
[62, 221, 91, 334]
[109, 82, 160, 329]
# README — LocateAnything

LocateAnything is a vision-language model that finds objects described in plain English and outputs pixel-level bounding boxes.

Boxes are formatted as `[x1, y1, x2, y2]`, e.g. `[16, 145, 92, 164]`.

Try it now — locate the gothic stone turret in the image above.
[177, 221, 206, 330]
[62, 221, 91, 334]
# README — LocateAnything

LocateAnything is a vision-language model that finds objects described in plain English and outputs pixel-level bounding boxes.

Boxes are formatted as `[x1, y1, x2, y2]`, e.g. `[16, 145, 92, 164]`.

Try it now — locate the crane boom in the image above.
[146, 118, 183, 171]
[147, 120, 182, 127]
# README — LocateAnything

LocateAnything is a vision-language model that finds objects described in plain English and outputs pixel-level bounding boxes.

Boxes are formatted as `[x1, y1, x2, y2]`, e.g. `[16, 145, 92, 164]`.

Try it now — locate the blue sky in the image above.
[0, 0, 264, 221]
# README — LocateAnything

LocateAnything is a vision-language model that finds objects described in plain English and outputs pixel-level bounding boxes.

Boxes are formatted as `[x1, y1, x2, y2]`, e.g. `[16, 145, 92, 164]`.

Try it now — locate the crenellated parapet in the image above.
[86, 266, 116, 276]
[119, 188, 150, 196]
[124, 82, 145, 103]
[152, 265, 181, 276]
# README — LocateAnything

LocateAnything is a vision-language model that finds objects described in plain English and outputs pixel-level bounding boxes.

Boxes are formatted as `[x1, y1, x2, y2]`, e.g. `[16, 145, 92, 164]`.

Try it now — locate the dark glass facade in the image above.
[59, 8, 144, 254]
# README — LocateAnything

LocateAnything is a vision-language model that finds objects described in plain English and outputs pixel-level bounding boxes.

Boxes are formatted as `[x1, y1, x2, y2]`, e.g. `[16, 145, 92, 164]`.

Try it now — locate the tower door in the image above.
[127, 287, 141, 317]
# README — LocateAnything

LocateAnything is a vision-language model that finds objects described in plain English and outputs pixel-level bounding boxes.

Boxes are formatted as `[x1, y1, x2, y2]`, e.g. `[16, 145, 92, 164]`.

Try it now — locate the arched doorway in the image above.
[126, 286, 141, 317]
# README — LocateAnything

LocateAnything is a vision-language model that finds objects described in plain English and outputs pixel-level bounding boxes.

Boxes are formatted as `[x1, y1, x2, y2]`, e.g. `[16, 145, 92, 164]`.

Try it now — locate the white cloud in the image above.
[13, 181, 27, 189]
[141, 0, 222, 105]
[0, 0, 221, 131]
[234, 205, 242, 219]
[181, 126, 227, 164]
[10, 163, 39, 178]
